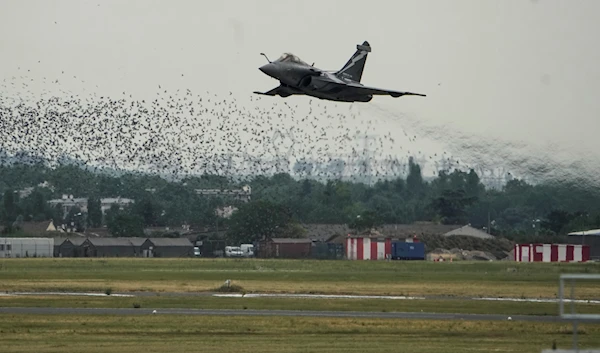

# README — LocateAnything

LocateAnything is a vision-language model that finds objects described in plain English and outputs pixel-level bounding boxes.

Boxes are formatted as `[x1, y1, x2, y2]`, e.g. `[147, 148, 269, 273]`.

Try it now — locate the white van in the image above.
[225, 246, 243, 257]
[240, 244, 254, 257]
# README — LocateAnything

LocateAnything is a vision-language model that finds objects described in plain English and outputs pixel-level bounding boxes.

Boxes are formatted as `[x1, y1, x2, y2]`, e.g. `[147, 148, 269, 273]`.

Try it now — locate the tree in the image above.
[280, 222, 307, 238]
[542, 210, 573, 234]
[135, 197, 159, 227]
[226, 200, 294, 244]
[2, 190, 17, 232]
[348, 210, 382, 233]
[465, 169, 484, 199]
[431, 189, 477, 225]
[87, 197, 103, 228]
[406, 157, 425, 196]
[106, 208, 144, 237]
[64, 206, 86, 232]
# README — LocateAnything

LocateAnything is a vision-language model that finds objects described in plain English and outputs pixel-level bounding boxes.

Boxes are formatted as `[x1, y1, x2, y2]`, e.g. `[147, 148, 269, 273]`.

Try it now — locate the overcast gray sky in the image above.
[1, 0, 599, 181]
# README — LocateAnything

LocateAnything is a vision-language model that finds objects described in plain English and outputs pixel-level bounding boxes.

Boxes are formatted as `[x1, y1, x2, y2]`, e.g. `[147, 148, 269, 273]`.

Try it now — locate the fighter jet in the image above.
[254, 41, 425, 103]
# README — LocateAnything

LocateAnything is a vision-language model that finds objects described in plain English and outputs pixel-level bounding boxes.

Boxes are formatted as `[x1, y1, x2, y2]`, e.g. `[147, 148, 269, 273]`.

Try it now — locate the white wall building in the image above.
[195, 185, 251, 203]
[0, 237, 54, 258]
[100, 197, 135, 213]
[46, 195, 135, 218]
[47, 195, 89, 218]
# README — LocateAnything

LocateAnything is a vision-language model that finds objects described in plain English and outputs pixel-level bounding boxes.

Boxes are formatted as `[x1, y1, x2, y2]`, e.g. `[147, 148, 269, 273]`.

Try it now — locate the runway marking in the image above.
[212, 292, 600, 304]
[214, 293, 426, 300]
[0, 306, 562, 322]
[2, 291, 599, 304]
[4, 292, 135, 297]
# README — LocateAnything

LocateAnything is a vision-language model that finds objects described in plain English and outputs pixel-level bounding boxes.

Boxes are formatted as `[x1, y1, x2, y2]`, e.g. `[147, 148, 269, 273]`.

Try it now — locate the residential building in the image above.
[100, 197, 135, 213]
[195, 185, 251, 203]
[47, 195, 88, 218]
[46, 195, 135, 219]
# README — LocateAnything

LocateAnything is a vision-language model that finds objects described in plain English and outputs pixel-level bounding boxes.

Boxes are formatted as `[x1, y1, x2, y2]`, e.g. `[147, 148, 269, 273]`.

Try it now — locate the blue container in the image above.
[391, 241, 424, 260]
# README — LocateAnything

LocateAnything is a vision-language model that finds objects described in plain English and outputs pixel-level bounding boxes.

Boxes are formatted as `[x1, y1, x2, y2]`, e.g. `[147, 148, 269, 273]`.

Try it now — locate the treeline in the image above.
[1, 159, 600, 239]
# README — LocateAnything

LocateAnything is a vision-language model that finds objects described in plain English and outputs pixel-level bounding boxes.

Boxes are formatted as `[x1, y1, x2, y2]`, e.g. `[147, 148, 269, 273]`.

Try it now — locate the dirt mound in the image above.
[418, 234, 514, 260]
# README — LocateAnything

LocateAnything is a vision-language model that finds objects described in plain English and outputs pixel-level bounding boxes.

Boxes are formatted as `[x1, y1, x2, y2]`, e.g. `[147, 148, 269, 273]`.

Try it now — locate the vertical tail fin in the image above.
[336, 41, 371, 82]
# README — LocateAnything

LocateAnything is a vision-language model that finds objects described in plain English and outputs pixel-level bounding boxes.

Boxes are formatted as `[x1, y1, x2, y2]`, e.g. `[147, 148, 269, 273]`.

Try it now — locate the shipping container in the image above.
[391, 241, 425, 260]
[312, 242, 344, 260]
[258, 238, 313, 258]
[199, 239, 227, 257]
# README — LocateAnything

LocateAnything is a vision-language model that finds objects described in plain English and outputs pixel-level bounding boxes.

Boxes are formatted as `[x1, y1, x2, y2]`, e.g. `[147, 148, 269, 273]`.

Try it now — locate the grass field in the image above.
[2, 258, 600, 352]
[1, 258, 599, 298]
[1, 314, 600, 353]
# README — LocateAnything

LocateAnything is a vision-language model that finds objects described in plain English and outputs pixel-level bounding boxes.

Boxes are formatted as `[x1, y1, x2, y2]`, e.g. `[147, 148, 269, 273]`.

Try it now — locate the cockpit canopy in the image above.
[275, 53, 309, 66]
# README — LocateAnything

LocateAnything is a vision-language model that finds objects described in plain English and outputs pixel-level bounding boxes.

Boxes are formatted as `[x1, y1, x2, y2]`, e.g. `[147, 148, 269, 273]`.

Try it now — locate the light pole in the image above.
[532, 218, 541, 236]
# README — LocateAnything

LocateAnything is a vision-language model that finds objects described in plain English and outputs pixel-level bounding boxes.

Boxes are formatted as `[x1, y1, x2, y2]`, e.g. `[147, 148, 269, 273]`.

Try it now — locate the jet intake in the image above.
[298, 75, 313, 88]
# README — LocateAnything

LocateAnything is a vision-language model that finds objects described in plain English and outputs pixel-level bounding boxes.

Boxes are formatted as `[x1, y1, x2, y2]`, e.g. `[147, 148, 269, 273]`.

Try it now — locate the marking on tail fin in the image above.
[336, 41, 371, 83]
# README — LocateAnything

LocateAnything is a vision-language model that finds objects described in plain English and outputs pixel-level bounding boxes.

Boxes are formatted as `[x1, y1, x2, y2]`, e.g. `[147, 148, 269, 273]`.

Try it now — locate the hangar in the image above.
[568, 228, 600, 260]
[0, 237, 54, 258]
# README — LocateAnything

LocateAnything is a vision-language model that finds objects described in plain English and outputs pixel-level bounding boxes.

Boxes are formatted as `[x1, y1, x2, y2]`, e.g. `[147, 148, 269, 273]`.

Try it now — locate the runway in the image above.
[0, 307, 563, 322]
[5, 291, 600, 304]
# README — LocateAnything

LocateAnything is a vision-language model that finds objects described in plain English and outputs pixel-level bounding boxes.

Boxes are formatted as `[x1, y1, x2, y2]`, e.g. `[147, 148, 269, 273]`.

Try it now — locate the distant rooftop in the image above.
[195, 185, 251, 201]
[568, 229, 600, 236]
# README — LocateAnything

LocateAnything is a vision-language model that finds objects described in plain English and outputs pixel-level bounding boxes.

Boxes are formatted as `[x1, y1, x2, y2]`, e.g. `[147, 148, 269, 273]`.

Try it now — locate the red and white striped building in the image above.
[514, 243, 590, 262]
[345, 237, 392, 260]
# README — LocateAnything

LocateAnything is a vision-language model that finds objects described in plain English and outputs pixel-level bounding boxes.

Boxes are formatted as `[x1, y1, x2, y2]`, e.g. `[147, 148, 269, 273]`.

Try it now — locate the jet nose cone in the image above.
[259, 63, 277, 77]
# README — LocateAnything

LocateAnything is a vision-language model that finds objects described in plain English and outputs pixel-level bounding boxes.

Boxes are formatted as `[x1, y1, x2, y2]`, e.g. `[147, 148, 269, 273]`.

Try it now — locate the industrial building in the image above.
[50, 237, 193, 258]
[54, 237, 86, 257]
[345, 237, 426, 260]
[311, 242, 344, 260]
[567, 229, 600, 260]
[0, 237, 54, 258]
[346, 237, 392, 260]
[79, 238, 145, 257]
[513, 243, 590, 262]
[140, 238, 193, 257]
[257, 238, 313, 258]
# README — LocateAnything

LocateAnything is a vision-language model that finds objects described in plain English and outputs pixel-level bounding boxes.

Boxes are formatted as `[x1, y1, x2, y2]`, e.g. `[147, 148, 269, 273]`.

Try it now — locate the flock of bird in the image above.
[0, 67, 469, 184]
[3, 66, 591, 188]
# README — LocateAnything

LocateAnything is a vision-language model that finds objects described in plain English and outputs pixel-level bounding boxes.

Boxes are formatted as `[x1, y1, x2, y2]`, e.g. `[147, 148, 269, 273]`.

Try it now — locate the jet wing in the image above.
[318, 74, 425, 98]
[253, 86, 283, 96]
[341, 82, 426, 98]
[253, 85, 298, 98]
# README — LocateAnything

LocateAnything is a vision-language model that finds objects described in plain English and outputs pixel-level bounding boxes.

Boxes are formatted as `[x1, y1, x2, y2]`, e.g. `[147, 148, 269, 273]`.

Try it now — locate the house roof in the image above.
[304, 223, 462, 242]
[85, 238, 141, 246]
[68, 238, 87, 246]
[380, 223, 462, 237]
[84, 228, 111, 237]
[129, 238, 147, 246]
[269, 238, 313, 244]
[1, 221, 60, 235]
[443, 225, 494, 239]
[145, 238, 193, 246]
[54, 237, 86, 246]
